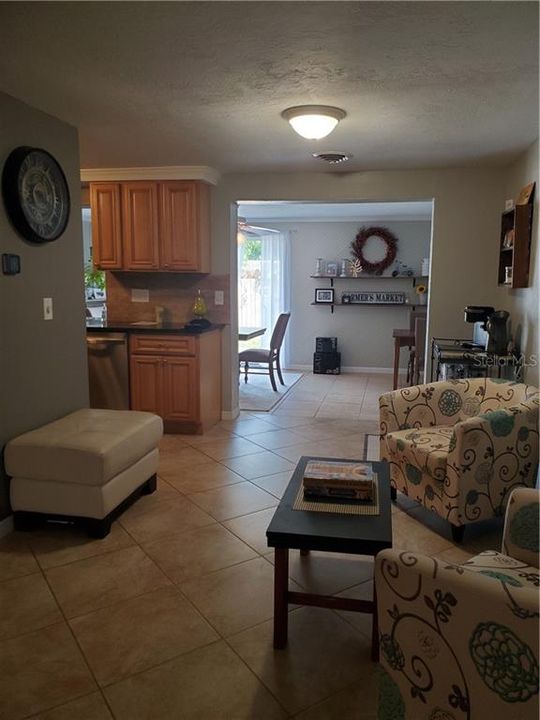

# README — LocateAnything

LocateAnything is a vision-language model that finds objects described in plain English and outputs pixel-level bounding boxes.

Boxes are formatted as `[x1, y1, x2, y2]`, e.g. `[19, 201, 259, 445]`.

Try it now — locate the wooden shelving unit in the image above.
[497, 199, 534, 288]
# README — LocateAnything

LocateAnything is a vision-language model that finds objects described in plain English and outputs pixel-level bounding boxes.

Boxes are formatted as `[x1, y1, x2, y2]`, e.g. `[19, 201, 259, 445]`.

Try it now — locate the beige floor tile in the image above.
[105, 640, 285, 719]
[158, 446, 215, 474]
[160, 460, 244, 494]
[45, 546, 171, 619]
[195, 435, 264, 460]
[0, 572, 62, 641]
[142, 523, 257, 583]
[29, 692, 113, 719]
[316, 403, 362, 419]
[223, 507, 277, 554]
[392, 510, 453, 556]
[27, 522, 134, 571]
[293, 679, 378, 719]
[251, 470, 293, 498]
[262, 414, 316, 429]
[187, 481, 277, 521]
[278, 550, 374, 595]
[158, 434, 190, 454]
[273, 401, 320, 417]
[119, 477, 180, 520]
[335, 580, 374, 639]
[0, 532, 39, 582]
[70, 586, 218, 686]
[180, 557, 281, 636]
[291, 422, 358, 441]
[228, 607, 372, 714]
[0, 622, 96, 720]
[433, 544, 475, 565]
[221, 416, 278, 436]
[181, 424, 237, 446]
[222, 451, 295, 480]
[119, 495, 215, 544]
[246, 428, 308, 450]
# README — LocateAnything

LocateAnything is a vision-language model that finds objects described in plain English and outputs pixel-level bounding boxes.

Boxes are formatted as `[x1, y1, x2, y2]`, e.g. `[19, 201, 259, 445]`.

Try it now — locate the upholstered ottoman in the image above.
[5, 409, 163, 538]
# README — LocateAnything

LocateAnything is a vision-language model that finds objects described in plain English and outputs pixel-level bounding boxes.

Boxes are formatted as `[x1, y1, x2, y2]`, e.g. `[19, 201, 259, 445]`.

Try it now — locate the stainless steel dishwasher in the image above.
[87, 332, 130, 410]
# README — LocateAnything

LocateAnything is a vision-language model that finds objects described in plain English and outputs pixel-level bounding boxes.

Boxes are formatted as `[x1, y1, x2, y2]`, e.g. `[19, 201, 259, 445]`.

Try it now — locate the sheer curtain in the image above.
[238, 230, 291, 367]
[260, 231, 291, 366]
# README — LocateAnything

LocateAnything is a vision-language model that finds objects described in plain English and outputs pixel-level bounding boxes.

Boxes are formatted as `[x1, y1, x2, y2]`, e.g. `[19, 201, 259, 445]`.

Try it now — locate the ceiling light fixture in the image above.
[281, 105, 346, 140]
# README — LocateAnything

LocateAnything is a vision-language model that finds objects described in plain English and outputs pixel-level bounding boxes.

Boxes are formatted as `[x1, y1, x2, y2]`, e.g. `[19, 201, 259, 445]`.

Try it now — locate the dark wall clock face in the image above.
[2, 146, 70, 243]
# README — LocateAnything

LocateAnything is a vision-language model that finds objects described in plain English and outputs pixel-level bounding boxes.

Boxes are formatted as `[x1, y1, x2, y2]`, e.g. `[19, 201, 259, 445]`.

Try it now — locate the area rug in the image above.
[362, 434, 380, 462]
[239, 371, 303, 412]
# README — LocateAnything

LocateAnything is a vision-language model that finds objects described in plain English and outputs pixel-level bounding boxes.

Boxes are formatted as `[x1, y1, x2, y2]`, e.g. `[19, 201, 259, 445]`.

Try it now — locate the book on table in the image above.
[302, 460, 376, 502]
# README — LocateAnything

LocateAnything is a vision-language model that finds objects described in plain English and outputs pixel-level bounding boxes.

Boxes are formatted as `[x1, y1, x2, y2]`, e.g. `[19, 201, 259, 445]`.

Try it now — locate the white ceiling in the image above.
[239, 201, 433, 222]
[0, 2, 538, 173]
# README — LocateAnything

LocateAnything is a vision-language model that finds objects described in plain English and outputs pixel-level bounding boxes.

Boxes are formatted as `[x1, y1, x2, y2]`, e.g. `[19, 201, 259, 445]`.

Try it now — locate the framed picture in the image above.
[315, 288, 334, 304]
[325, 261, 338, 277]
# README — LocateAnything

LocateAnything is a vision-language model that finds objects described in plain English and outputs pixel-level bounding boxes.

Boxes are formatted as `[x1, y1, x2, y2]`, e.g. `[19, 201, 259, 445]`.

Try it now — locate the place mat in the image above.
[293, 474, 380, 516]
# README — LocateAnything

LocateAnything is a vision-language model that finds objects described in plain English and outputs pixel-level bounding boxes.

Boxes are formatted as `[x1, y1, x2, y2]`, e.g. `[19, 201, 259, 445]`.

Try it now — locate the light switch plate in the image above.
[43, 297, 53, 320]
[214, 290, 224, 306]
[132, 289, 150, 303]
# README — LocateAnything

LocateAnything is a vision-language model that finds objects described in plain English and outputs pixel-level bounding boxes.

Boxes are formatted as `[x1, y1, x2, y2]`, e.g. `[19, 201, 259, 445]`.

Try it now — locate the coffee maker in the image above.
[464, 305, 510, 355]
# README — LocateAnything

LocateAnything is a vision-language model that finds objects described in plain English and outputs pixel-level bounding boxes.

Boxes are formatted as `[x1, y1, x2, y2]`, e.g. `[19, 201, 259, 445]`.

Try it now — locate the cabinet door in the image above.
[122, 182, 160, 270]
[162, 356, 197, 421]
[130, 354, 163, 415]
[90, 183, 123, 269]
[159, 181, 209, 271]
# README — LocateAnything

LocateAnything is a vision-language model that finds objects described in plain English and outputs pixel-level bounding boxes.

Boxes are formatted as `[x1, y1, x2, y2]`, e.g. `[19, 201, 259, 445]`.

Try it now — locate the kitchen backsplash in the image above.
[105, 272, 230, 325]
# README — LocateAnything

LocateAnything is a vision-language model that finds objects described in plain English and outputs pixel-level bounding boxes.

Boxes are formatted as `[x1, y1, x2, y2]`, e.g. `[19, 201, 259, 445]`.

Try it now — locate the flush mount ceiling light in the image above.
[281, 105, 346, 140]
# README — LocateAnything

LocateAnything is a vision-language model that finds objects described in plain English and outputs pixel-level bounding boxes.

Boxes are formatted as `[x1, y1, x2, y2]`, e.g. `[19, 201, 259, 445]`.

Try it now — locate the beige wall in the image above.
[496, 140, 539, 386]
[214, 168, 508, 413]
[0, 92, 88, 521]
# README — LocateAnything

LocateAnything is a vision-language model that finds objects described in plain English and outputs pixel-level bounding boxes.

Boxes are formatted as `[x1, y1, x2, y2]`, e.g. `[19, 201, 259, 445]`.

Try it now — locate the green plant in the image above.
[244, 238, 262, 260]
[84, 264, 105, 291]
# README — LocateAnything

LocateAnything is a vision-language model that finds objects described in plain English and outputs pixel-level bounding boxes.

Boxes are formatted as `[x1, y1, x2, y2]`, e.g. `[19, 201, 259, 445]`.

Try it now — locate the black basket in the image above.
[313, 351, 341, 375]
[315, 337, 338, 353]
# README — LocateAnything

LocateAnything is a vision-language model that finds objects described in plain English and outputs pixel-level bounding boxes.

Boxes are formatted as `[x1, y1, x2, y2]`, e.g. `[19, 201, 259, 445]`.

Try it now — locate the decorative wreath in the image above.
[351, 225, 398, 275]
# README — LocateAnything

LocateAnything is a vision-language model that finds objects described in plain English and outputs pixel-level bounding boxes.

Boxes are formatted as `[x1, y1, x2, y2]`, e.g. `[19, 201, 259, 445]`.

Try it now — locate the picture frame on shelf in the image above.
[325, 261, 338, 277]
[315, 288, 335, 304]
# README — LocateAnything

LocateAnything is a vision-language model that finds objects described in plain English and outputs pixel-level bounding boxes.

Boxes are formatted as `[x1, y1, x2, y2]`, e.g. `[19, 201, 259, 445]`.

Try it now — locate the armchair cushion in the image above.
[503, 487, 540, 569]
[385, 426, 453, 482]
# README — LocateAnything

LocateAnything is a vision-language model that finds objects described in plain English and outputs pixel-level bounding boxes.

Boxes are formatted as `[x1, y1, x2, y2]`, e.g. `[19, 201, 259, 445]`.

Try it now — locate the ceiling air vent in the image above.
[312, 151, 352, 164]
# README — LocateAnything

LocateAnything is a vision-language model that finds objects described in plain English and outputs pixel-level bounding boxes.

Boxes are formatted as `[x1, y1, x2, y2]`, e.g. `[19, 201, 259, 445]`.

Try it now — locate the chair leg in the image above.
[244, 361, 249, 383]
[269, 361, 278, 391]
[276, 353, 285, 385]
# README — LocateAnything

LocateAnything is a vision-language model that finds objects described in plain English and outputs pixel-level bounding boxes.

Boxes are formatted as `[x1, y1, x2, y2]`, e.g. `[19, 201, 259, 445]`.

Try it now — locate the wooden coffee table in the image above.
[266, 456, 392, 660]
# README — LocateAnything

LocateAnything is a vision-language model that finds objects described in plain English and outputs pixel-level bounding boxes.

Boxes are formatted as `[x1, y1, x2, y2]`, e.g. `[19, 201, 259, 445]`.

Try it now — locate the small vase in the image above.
[192, 289, 207, 318]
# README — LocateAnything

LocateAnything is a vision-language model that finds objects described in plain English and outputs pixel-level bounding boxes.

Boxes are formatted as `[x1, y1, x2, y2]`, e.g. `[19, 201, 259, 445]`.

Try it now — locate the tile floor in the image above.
[0, 373, 502, 719]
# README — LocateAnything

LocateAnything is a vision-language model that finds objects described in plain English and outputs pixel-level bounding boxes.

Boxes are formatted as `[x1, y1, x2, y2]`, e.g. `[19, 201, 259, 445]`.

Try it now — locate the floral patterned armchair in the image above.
[375, 487, 539, 720]
[379, 378, 539, 542]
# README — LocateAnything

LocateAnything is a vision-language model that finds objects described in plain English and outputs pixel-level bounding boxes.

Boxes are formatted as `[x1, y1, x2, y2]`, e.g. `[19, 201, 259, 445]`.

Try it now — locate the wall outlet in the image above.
[43, 297, 53, 320]
[132, 289, 149, 303]
[214, 290, 224, 306]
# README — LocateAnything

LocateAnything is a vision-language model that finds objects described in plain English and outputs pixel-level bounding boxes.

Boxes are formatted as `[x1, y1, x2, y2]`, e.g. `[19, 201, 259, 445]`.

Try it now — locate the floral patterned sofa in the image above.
[379, 378, 539, 542]
[375, 486, 539, 720]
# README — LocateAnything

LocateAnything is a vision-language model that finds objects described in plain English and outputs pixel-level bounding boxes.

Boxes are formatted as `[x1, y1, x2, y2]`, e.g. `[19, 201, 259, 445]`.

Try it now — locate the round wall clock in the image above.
[2, 146, 70, 243]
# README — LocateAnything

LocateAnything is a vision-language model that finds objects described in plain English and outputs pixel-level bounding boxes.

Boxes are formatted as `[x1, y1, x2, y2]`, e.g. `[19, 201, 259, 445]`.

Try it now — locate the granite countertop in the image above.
[86, 321, 225, 335]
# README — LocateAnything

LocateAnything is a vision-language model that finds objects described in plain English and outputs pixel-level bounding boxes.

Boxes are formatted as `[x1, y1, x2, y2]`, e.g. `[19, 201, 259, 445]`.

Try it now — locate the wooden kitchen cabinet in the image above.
[90, 180, 211, 273]
[90, 183, 123, 269]
[122, 182, 160, 270]
[129, 330, 221, 433]
[160, 181, 210, 272]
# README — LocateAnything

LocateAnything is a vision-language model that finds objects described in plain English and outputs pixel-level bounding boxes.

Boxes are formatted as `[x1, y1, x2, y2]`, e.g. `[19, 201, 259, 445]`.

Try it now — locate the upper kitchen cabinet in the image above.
[122, 182, 160, 270]
[90, 180, 211, 273]
[90, 183, 123, 269]
[160, 181, 210, 272]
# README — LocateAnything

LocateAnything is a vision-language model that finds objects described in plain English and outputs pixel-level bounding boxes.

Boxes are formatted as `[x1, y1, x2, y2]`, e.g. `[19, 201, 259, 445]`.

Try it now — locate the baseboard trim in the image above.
[221, 408, 240, 420]
[0, 514, 14, 538]
[286, 365, 406, 374]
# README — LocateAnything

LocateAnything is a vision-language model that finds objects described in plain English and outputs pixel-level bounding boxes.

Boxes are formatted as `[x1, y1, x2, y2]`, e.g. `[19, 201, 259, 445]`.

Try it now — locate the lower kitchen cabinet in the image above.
[129, 330, 221, 433]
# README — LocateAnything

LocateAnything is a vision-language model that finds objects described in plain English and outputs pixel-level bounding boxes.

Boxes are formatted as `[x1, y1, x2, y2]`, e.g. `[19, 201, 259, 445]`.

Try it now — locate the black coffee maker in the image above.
[464, 305, 510, 355]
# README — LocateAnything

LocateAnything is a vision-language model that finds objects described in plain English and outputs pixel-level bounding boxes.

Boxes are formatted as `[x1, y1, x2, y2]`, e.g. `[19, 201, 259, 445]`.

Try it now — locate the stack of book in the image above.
[303, 460, 375, 502]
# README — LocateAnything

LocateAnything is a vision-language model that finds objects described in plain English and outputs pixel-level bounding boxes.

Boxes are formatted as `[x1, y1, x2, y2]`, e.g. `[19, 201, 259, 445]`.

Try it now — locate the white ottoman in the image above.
[5, 409, 163, 538]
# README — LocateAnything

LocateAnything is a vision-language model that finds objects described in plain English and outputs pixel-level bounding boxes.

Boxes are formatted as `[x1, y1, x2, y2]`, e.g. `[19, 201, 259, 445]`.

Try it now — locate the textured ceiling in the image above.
[0, 2, 538, 173]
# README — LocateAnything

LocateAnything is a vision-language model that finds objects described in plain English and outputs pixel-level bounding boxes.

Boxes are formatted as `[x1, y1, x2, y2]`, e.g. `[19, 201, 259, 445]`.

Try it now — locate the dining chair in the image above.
[392, 307, 427, 389]
[239, 313, 290, 391]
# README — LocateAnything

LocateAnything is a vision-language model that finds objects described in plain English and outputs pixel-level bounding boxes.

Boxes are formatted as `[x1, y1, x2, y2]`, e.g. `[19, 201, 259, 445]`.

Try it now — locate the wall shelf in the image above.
[497, 193, 534, 288]
[311, 274, 429, 313]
